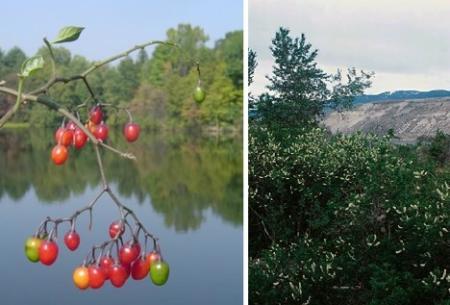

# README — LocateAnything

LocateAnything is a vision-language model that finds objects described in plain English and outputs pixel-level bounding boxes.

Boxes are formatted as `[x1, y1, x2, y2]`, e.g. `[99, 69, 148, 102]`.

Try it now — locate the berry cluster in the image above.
[25, 218, 169, 289]
[3, 31, 208, 292]
[51, 105, 141, 165]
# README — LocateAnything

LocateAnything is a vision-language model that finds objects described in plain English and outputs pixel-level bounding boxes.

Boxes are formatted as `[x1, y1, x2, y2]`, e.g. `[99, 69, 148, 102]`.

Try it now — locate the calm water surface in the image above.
[0, 129, 242, 305]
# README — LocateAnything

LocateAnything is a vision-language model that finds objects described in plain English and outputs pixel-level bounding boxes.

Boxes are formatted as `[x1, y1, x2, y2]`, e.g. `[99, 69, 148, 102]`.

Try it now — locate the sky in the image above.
[249, 0, 450, 94]
[0, 0, 242, 60]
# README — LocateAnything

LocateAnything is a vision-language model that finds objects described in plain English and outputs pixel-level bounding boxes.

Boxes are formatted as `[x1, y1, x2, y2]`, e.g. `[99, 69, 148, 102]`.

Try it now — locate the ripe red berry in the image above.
[60, 129, 74, 146]
[64, 230, 80, 251]
[99, 255, 114, 280]
[51, 144, 68, 165]
[39, 240, 59, 265]
[88, 265, 106, 289]
[73, 128, 88, 149]
[123, 123, 141, 142]
[132, 242, 141, 255]
[109, 220, 125, 239]
[123, 262, 131, 279]
[109, 263, 128, 288]
[54, 127, 65, 143]
[131, 255, 150, 280]
[66, 121, 77, 131]
[89, 106, 103, 125]
[94, 123, 108, 141]
[119, 242, 140, 265]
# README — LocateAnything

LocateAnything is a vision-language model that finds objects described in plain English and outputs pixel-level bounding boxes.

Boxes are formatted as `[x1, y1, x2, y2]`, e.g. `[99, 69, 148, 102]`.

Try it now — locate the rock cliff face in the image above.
[323, 98, 450, 143]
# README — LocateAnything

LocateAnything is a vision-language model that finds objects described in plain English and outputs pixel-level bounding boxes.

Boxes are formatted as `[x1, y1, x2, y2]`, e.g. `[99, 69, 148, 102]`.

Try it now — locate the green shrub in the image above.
[249, 125, 450, 305]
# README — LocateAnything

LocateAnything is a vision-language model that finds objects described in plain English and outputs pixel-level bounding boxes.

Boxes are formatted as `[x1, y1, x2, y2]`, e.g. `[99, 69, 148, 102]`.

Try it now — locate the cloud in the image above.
[249, 0, 450, 94]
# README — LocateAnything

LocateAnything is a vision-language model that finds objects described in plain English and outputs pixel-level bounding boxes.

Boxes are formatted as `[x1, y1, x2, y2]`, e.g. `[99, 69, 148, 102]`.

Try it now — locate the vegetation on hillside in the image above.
[249, 28, 450, 305]
[0, 24, 243, 131]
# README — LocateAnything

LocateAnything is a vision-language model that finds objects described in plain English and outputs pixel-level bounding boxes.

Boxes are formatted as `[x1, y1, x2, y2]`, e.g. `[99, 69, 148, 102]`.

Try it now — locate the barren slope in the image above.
[324, 98, 450, 142]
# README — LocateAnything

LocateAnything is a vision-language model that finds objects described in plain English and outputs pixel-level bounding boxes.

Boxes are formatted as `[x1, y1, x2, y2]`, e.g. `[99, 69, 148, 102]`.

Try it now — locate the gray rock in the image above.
[323, 98, 450, 143]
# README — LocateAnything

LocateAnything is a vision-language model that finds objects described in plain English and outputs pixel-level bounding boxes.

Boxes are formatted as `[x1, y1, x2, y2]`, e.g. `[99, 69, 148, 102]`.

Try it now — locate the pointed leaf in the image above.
[52, 26, 84, 44]
[20, 56, 45, 77]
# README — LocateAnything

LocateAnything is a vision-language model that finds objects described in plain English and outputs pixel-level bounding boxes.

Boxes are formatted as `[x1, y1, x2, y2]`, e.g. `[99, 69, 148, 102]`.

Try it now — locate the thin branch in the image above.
[82, 77, 96, 100]
[29, 40, 177, 96]
[81, 40, 176, 77]
[100, 142, 136, 159]
[36, 189, 105, 235]
[36, 95, 99, 144]
[43, 38, 56, 79]
[0, 87, 135, 160]
[0, 78, 24, 128]
[94, 145, 108, 188]
[249, 205, 275, 243]
[106, 189, 158, 242]
[0, 86, 36, 101]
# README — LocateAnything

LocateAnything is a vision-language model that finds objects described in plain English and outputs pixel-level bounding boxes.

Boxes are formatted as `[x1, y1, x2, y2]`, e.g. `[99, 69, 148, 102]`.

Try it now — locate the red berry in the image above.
[39, 240, 59, 265]
[88, 265, 106, 289]
[123, 262, 131, 279]
[66, 121, 77, 131]
[119, 242, 140, 265]
[123, 123, 141, 142]
[89, 106, 103, 125]
[109, 220, 125, 239]
[64, 230, 80, 251]
[132, 242, 141, 255]
[93, 123, 108, 141]
[99, 256, 114, 280]
[131, 256, 150, 280]
[51, 144, 68, 165]
[54, 127, 65, 143]
[73, 128, 88, 149]
[109, 263, 128, 288]
[60, 129, 74, 146]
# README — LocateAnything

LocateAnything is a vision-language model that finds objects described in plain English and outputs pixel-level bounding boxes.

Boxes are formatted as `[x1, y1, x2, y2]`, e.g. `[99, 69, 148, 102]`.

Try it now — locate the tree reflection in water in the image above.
[0, 129, 242, 231]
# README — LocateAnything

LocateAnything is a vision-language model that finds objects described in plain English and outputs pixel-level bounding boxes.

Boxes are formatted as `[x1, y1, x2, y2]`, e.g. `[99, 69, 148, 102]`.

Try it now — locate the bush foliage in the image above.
[249, 125, 450, 305]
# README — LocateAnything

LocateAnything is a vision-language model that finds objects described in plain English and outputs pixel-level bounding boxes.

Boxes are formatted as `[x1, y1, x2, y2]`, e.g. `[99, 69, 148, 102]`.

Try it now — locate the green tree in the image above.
[3, 47, 27, 71]
[248, 49, 257, 86]
[200, 62, 242, 128]
[248, 49, 257, 112]
[0, 46, 27, 85]
[142, 24, 208, 86]
[258, 27, 372, 127]
[215, 30, 243, 86]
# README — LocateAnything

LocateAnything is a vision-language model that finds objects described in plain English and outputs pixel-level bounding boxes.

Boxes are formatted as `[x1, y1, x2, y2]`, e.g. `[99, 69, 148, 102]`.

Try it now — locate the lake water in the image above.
[0, 129, 243, 305]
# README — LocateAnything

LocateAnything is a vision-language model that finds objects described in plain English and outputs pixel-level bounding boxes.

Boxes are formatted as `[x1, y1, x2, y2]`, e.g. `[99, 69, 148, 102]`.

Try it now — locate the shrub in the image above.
[249, 125, 450, 305]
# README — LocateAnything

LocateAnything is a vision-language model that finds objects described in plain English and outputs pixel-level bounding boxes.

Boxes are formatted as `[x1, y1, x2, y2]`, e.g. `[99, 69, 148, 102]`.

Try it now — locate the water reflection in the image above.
[0, 129, 243, 231]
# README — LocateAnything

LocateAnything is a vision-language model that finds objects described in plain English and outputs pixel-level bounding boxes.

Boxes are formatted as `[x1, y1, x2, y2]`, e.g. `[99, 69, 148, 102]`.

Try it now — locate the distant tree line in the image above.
[0, 24, 243, 131]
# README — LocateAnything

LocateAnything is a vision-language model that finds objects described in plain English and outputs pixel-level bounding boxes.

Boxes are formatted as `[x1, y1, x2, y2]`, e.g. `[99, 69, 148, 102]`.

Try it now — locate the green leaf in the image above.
[20, 56, 45, 77]
[52, 26, 84, 44]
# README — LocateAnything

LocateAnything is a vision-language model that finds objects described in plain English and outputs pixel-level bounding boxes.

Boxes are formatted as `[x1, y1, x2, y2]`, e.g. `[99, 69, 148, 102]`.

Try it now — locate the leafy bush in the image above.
[249, 125, 450, 305]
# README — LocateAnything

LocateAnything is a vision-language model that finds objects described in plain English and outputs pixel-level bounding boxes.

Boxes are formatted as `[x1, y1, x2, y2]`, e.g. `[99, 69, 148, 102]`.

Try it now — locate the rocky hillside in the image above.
[324, 97, 450, 143]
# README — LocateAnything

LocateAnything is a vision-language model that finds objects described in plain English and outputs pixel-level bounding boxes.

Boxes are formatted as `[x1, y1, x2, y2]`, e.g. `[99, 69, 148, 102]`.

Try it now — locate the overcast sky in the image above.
[249, 0, 450, 94]
[0, 0, 242, 61]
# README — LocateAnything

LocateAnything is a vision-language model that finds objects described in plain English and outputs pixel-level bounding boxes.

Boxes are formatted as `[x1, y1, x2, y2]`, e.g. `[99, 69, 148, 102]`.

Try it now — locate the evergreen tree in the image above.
[248, 49, 257, 111]
[258, 27, 372, 126]
[248, 49, 257, 86]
